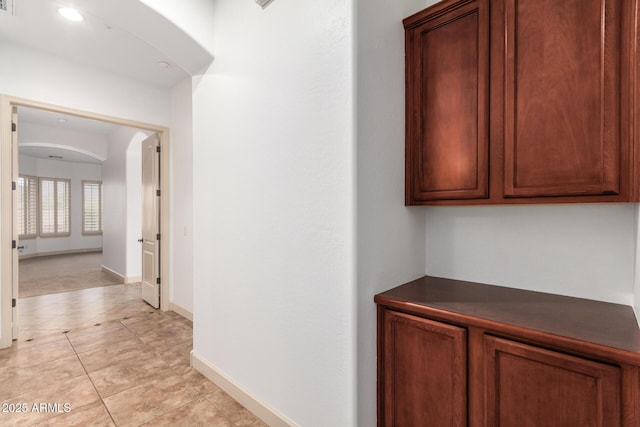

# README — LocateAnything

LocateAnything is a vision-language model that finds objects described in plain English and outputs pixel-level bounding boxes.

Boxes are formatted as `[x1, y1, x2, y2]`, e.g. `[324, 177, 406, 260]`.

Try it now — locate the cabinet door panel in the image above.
[383, 310, 466, 426]
[484, 335, 621, 426]
[405, 0, 489, 202]
[502, 0, 621, 197]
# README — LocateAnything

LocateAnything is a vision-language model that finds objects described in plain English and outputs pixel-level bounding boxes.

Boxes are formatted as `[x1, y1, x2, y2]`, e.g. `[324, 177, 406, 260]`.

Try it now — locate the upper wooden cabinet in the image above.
[404, 0, 640, 205]
[501, 0, 623, 198]
[405, 0, 489, 202]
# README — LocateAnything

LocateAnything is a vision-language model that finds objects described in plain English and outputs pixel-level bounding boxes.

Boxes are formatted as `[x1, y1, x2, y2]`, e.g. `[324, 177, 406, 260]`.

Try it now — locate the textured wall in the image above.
[192, 1, 355, 425]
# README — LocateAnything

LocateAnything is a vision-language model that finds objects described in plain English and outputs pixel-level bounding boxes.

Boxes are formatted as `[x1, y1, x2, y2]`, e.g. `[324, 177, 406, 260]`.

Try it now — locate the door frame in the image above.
[0, 95, 171, 347]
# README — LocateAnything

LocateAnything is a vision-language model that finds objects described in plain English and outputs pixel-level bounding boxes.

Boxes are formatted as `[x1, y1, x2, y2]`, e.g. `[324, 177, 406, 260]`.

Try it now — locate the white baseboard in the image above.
[101, 267, 140, 285]
[101, 265, 124, 282]
[191, 351, 297, 427]
[19, 248, 102, 260]
[169, 301, 193, 321]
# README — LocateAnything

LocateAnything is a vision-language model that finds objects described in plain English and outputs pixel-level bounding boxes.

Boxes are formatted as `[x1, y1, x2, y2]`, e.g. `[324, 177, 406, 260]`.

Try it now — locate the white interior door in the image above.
[141, 133, 160, 308]
[11, 106, 18, 339]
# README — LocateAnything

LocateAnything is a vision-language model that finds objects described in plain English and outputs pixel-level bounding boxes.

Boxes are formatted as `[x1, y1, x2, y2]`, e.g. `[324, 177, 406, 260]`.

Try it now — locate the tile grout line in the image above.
[118, 315, 209, 426]
[62, 314, 165, 426]
[6, 309, 255, 426]
[2, 332, 93, 426]
[64, 325, 119, 426]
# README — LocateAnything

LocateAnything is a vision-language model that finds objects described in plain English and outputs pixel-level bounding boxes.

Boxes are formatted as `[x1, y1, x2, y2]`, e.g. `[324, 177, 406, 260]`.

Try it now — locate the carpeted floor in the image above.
[19, 252, 123, 298]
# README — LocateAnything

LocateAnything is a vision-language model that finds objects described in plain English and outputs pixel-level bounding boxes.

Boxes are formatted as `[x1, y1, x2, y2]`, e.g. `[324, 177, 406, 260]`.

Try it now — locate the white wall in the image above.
[169, 78, 193, 314]
[355, 1, 434, 425]
[0, 43, 170, 126]
[102, 128, 146, 279]
[102, 133, 127, 276]
[0, 5, 182, 351]
[426, 204, 637, 305]
[17, 121, 107, 257]
[192, 1, 355, 426]
[17, 155, 37, 177]
[17, 155, 103, 256]
[0, 38, 170, 271]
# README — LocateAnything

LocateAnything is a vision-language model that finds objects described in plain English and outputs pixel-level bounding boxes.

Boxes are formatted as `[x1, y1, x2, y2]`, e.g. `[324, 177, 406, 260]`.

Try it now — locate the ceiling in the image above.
[0, 0, 212, 162]
[0, 0, 213, 88]
[18, 106, 118, 164]
[19, 144, 103, 164]
[18, 106, 122, 135]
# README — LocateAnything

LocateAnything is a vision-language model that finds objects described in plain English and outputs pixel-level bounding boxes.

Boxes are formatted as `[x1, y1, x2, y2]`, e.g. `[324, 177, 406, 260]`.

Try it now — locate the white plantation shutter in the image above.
[17, 175, 38, 238]
[40, 179, 55, 235]
[57, 180, 70, 233]
[40, 178, 70, 236]
[83, 181, 102, 234]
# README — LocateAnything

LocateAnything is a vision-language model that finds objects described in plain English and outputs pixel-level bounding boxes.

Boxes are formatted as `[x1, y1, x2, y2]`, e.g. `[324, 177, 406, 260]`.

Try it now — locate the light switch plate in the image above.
[255, 0, 274, 8]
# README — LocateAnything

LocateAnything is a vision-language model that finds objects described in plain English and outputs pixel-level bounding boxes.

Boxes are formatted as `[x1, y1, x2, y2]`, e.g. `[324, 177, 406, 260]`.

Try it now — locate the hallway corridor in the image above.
[0, 286, 265, 426]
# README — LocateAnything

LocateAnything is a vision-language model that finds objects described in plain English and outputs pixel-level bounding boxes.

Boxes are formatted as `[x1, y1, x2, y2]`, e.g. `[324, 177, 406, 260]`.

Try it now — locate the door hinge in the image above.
[11, 122, 16, 132]
[156, 277, 161, 285]
[11, 181, 16, 191]
[156, 189, 161, 197]
[156, 146, 160, 153]
[12, 240, 16, 249]
[12, 298, 16, 308]
[156, 233, 161, 241]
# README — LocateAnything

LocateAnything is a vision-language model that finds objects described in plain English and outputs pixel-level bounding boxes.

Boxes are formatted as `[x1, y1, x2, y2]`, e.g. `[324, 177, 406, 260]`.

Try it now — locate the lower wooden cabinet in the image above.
[484, 336, 621, 427]
[383, 311, 466, 426]
[375, 276, 640, 427]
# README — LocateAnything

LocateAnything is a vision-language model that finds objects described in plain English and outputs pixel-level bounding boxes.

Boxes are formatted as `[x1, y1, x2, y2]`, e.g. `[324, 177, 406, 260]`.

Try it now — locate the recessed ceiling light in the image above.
[58, 7, 84, 22]
[57, 118, 67, 124]
[156, 61, 171, 69]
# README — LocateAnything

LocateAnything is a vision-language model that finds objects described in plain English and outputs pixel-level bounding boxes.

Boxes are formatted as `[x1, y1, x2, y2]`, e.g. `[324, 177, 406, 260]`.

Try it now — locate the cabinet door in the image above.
[499, 0, 623, 198]
[381, 310, 466, 426]
[484, 335, 621, 426]
[404, 0, 489, 203]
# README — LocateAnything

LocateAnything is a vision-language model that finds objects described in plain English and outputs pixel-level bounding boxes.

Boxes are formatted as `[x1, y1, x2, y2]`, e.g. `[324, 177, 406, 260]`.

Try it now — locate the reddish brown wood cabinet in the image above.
[404, 0, 489, 202]
[484, 336, 622, 426]
[383, 311, 467, 426]
[376, 276, 640, 426]
[404, 0, 640, 205]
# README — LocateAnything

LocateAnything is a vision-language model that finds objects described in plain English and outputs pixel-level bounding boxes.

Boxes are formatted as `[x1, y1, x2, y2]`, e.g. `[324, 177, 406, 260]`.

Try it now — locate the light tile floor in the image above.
[0, 284, 266, 427]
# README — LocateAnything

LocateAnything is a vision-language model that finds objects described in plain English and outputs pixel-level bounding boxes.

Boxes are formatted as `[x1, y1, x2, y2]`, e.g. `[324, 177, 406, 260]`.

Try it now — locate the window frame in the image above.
[38, 177, 71, 238]
[82, 180, 103, 236]
[17, 174, 38, 239]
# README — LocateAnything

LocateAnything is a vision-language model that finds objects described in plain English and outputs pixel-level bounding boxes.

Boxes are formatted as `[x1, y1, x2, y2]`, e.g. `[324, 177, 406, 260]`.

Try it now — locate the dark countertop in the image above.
[375, 276, 640, 357]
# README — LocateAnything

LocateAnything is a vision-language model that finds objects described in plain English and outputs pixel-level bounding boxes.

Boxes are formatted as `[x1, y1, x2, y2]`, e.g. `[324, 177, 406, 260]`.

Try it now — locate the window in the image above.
[17, 175, 38, 238]
[82, 180, 103, 235]
[39, 178, 70, 237]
